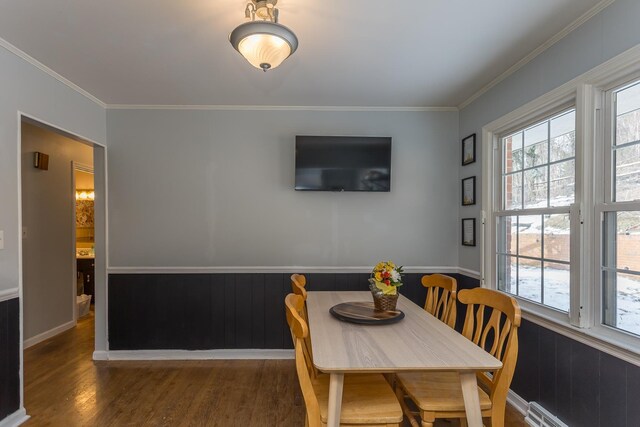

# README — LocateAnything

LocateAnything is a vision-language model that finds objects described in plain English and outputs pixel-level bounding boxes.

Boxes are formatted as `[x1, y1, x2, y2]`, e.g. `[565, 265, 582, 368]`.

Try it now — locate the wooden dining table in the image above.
[305, 291, 502, 427]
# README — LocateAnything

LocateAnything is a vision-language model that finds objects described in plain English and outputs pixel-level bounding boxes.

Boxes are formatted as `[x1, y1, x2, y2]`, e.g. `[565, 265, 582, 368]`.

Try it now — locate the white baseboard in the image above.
[93, 350, 109, 361]
[23, 320, 76, 349]
[0, 408, 29, 427]
[507, 388, 530, 416]
[105, 349, 295, 361]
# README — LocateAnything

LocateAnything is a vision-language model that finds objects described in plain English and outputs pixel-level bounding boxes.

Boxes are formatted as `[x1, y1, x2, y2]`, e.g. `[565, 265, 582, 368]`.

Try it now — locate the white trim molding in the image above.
[458, 0, 617, 110]
[0, 287, 19, 303]
[105, 104, 457, 112]
[507, 389, 530, 416]
[106, 266, 475, 275]
[0, 408, 29, 427]
[23, 320, 76, 349]
[105, 349, 294, 361]
[0, 37, 106, 108]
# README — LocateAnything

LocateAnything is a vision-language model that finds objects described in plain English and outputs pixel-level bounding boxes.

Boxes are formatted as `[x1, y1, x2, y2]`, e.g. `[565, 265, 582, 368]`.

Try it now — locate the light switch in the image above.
[0, 230, 3, 249]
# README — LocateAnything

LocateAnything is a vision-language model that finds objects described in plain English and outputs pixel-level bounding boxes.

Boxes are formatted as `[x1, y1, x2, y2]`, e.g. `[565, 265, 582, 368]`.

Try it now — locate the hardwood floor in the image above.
[23, 312, 526, 426]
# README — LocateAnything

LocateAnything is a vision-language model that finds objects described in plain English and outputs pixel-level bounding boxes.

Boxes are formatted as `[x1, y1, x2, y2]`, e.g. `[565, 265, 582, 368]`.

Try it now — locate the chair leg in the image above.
[395, 385, 420, 427]
[420, 412, 436, 427]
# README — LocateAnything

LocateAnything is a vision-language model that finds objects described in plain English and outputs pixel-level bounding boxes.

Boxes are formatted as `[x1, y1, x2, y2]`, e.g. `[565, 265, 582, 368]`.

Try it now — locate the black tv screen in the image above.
[295, 136, 391, 192]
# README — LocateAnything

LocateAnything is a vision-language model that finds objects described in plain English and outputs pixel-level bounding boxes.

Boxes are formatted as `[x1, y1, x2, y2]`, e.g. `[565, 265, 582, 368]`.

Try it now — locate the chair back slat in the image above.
[291, 274, 307, 299]
[421, 274, 457, 328]
[286, 293, 321, 427]
[458, 288, 521, 404]
[289, 274, 318, 378]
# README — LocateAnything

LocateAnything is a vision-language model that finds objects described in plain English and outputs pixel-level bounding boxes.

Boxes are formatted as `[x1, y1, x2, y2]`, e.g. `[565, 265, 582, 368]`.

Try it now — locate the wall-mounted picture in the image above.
[462, 218, 476, 247]
[461, 133, 476, 165]
[461, 176, 476, 206]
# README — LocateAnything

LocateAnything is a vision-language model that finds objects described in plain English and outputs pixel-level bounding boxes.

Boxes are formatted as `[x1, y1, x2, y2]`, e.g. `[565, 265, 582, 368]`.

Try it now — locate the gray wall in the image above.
[458, 0, 640, 271]
[21, 122, 93, 340]
[106, 109, 459, 268]
[0, 45, 106, 292]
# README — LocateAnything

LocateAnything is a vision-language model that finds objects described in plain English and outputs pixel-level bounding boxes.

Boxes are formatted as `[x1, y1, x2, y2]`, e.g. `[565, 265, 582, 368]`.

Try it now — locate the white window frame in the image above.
[592, 70, 640, 350]
[494, 104, 579, 318]
[481, 45, 640, 366]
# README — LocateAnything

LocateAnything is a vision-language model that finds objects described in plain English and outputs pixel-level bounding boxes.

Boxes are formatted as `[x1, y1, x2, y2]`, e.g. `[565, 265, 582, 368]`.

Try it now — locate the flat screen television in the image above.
[295, 136, 391, 192]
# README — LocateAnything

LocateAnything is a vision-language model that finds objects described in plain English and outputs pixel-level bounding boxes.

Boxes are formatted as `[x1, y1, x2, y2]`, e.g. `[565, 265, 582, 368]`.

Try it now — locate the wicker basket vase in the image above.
[368, 282, 399, 311]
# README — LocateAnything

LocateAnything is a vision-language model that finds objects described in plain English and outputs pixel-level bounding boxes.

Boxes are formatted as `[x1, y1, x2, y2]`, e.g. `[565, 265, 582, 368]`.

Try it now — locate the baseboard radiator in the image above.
[525, 402, 568, 427]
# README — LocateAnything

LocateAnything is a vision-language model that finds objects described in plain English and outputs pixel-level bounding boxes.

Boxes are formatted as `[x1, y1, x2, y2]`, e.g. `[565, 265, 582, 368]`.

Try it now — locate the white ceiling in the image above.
[0, 0, 603, 107]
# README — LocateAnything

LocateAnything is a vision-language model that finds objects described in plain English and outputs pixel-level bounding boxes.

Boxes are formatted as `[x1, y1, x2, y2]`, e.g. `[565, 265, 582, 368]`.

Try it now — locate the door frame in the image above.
[17, 111, 109, 411]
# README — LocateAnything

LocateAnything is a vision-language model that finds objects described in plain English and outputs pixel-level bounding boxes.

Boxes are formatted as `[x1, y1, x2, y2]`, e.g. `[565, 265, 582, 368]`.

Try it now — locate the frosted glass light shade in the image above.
[230, 21, 298, 71]
[238, 33, 290, 71]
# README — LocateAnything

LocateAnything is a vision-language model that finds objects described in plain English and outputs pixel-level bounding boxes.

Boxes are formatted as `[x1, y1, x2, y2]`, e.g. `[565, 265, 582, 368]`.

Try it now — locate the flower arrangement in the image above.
[368, 261, 404, 296]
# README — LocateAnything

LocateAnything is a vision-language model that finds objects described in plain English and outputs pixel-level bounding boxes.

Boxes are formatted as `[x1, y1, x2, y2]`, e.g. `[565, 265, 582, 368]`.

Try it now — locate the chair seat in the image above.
[396, 371, 492, 413]
[312, 373, 403, 424]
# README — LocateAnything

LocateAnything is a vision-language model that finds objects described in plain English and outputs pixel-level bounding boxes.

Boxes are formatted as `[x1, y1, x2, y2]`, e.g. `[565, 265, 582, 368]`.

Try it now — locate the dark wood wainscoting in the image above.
[107, 272, 463, 350]
[0, 297, 20, 420]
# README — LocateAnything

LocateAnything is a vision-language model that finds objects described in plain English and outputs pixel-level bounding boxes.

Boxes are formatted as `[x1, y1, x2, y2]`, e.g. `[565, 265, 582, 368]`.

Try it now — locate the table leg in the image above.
[327, 373, 344, 427]
[459, 371, 483, 427]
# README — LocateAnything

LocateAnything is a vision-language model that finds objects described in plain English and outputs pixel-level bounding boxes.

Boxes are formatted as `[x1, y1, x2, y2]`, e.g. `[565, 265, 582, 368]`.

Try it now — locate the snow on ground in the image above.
[510, 265, 640, 336]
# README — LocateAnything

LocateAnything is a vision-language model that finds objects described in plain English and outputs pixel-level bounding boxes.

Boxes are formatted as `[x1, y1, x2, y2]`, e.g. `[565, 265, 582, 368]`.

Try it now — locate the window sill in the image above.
[518, 302, 640, 367]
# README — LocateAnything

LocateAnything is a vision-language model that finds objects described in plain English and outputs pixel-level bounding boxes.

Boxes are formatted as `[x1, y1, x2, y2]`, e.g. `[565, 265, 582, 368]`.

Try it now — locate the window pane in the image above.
[543, 262, 570, 312]
[518, 215, 541, 258]
[550, 110, 576, 162]
[503, 132, 523, 173]
[524, 166, 548, 208]
[549, 159, 575, 206]
[603, 271, 640, 336]
[498, 216, 518, 255]
[503, 173, 522, 210]
[614, 143, 640, 202]
[544, 214, 570, 262]
[519, 260, 542, 303]
[615, 82, 640, 146]
[604, 211, 640, 271]
[498, 255, 517, 295]
[524, 122, 549, 168]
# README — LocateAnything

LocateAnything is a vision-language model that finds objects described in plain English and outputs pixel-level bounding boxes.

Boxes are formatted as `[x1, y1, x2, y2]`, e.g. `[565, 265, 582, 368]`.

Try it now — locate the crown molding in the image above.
[0, 36, 107, 109]
[105, 104, 458, 112]
[457, 0, 617, 110]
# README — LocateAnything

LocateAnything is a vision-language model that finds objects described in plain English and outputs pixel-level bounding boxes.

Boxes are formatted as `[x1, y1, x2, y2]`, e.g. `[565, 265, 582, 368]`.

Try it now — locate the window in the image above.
[483, 50, 640, 359]
[496, 110, 576, 313]
[601, 79, 640, 337]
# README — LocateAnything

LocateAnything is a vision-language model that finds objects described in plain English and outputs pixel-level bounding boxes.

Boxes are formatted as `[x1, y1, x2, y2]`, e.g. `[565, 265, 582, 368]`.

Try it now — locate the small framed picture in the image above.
[462, 218, 476, 247]
[461, 176, 476, 206]
[461, 134, 476, 165]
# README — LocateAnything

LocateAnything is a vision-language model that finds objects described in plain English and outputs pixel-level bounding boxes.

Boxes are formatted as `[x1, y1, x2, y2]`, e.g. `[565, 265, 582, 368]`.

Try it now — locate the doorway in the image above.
[19, 115, 107, 355]
[74, 164, 95, 320]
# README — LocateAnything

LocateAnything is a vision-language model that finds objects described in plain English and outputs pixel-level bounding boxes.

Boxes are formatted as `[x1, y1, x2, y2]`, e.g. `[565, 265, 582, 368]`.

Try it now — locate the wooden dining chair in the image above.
[285, 294, 403, 427]
[289, 274, 319, 378]
[421, 274, 457, 328]
[395, 288, 521, 427]
[291, 273, 308, 299]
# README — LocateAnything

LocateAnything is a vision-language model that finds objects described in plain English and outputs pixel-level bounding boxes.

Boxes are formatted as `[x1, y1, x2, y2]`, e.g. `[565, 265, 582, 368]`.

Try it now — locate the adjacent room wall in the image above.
[458, 0, 640, 272]
[21, 122, 93, 342]
[106, 109, 459, 268]
[0, 41, 106, 423]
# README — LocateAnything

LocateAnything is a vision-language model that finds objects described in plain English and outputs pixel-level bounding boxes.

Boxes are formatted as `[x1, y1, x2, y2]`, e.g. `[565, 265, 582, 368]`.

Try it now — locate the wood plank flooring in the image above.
[23, 311, 526, 426]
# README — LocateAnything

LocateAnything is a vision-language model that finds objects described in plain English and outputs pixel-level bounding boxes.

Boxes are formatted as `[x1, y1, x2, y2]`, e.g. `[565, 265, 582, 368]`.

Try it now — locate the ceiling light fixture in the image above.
[229, 0, 298, 72]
